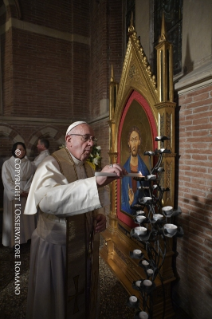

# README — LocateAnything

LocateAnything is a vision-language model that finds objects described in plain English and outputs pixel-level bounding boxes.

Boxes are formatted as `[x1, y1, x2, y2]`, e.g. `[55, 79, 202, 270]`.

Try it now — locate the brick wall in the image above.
[175, 84, 212, 318]
[19, 0, 90, 36]
[12, 29, 74, 118]
[0, 0, 91, 213]
[1, 0, 124, 134]
[1, 0, 92, 134]
[1, 30, 14, 115]
[89, 0, 124, 165]
[90, 0, 109, 118]
[0, 0, 125, 209]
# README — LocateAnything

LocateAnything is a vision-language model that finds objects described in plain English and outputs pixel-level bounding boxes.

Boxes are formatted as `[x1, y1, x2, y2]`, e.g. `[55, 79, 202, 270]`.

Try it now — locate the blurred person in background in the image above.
[32, 137, 50, 168]
[1, 142, 36, 247]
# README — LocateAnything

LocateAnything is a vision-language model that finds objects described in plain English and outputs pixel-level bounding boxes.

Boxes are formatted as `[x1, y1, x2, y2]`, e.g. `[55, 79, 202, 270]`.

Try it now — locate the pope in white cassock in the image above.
[1, 142, 36, 247]
[24, 121, 127, 319]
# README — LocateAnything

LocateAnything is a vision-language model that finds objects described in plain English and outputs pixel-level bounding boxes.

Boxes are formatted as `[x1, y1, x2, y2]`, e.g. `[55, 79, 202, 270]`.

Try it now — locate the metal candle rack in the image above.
[127, 136, 184, 319]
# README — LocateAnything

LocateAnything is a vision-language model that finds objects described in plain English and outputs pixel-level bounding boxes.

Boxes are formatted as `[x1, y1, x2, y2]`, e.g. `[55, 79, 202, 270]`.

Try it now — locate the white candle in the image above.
[134, 226, 147, 235]
[138, 311, 149, 319]
[129, 295, 137, 304]
[133, 249, 142, 255]
[95, 172, 117, 176]
[147, 269, 154, 275]
[162, 206, 173, 216]
[153, 214, 163, 221]
[136, 215, 146, 223]
[143, 279, 152, 287]
[94, 172, 145, 177]
[135, 280, 141, 287]
[141, 197, 152, 202]
[142, 260, 149, 266]
[136, 210, 145, 215]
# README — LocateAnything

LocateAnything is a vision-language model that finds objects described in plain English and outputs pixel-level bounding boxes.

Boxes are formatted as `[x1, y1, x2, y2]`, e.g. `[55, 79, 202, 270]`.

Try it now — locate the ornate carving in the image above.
[160, 113, 165, 136]
[166, 160, 172, 202]
[166, 112, 172, 151]
[131, 31, 157, 89]
[128, 64, 136, 78]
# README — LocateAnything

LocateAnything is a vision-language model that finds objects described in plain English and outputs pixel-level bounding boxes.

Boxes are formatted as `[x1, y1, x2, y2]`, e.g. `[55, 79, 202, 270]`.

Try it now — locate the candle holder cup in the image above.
[135, 216, 147, 224]
[128, 295, 140, 308]
[131, 229, 151, 241]
[130, 249, 144, 259]
[134, 311, 149, 319]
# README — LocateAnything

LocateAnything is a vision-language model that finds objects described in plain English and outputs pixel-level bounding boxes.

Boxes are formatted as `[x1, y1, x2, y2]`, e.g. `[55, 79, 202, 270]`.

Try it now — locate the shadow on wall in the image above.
[183, 35, 194, 76]
[173, 190, 212, 318]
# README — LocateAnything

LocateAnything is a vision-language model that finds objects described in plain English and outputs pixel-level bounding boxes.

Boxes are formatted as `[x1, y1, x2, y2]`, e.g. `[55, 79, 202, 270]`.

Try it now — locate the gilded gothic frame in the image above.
[100, 17, 177, 316]
[107, 19, 176, 232]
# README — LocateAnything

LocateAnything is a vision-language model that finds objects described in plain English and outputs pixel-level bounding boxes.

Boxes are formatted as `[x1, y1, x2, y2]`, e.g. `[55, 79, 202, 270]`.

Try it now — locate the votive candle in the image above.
[147, 269, 153, 276]
[138, 311, 149, 319]
[143, 279, 152, 287]
[133, 249, 142, 255]
[129, 295, 137, 305]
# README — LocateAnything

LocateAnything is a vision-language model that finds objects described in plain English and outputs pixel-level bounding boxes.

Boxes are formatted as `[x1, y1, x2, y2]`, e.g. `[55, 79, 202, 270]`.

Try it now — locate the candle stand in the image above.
[127, 136, 183, 319]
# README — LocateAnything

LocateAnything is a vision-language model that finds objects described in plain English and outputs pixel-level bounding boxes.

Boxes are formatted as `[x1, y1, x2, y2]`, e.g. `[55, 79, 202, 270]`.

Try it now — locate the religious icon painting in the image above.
[117, 91, 157, 222]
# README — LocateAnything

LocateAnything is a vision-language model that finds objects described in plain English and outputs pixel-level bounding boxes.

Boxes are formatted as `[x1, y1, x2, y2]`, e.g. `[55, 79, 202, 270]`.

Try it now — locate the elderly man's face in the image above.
[128, 131, 141, 157]
[66, 124, 95, 161]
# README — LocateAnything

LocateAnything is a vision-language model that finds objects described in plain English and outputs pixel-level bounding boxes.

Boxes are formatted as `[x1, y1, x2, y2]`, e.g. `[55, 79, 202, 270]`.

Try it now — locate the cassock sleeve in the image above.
[37, 177, 101, 216]
[25, 156, 101, 216]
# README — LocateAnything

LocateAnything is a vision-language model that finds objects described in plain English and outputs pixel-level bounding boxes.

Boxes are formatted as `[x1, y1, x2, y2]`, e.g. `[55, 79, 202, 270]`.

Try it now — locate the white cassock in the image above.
[32, 149, 50, 168]
[1, 156, 36, 247]
[24, 150, 104, 319]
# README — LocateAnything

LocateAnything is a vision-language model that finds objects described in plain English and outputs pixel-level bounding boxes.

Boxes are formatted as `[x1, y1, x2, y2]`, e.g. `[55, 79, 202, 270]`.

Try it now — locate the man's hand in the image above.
[96, 163, 127, 187]
[94, 214, 106, 233]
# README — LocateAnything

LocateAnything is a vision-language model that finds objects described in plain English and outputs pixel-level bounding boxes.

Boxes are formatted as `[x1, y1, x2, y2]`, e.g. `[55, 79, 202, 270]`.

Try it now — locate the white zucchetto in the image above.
[65, 121, 87, 136]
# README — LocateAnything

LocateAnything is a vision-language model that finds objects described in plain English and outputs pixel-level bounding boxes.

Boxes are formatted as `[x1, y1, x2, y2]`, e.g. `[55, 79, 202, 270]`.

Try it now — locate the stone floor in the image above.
[0, 240, 190, 319]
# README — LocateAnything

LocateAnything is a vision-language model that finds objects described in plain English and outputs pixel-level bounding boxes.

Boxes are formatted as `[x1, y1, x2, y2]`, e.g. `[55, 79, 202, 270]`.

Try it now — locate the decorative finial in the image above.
[159, 12, 166, 42]
[110, 65, 114, 82]
[128, 11, 135, 34]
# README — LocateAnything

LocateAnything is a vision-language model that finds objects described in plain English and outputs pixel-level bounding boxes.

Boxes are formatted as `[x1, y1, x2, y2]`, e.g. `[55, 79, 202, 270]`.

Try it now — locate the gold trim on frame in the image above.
[101, 16, 177, 318]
